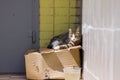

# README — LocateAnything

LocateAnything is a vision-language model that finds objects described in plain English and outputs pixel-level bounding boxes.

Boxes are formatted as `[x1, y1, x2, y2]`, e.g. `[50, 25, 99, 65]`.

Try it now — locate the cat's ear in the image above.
[68, 28, 72, 39]
[76, 26, 80, 34]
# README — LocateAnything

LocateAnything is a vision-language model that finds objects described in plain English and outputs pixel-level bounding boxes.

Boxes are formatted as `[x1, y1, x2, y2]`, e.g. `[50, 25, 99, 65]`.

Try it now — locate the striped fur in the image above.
[47, 27, 81, 50]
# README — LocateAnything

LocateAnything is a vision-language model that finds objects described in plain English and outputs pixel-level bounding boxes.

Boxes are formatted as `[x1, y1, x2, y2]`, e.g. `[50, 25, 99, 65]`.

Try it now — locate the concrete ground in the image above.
[0, 74, 26, 80]
[0, 74, 83, 80]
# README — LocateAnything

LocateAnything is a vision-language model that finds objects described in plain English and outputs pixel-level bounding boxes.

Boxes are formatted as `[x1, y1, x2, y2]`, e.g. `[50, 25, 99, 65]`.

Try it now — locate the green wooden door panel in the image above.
[39, 0, 81, 48]
[40, 0, 53, 8]
[40, 24, 53, 32]
[40, 8, 53, 16]
[40, 16, 53, 24]
[55, 0, 69, 7]
[55, 8, 69, 16]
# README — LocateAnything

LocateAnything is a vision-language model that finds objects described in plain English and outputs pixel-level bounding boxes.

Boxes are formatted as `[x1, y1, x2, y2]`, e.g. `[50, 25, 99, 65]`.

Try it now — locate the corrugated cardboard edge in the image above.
[25, 49, 37, 55]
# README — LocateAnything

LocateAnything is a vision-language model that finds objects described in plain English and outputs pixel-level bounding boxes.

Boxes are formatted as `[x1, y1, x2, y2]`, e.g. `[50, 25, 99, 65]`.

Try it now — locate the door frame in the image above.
[32, 0, 39, 49]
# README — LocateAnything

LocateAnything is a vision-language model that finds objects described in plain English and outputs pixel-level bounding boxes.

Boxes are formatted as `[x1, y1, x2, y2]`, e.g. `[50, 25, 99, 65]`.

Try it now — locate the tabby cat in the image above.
[47, 27, 81, 50]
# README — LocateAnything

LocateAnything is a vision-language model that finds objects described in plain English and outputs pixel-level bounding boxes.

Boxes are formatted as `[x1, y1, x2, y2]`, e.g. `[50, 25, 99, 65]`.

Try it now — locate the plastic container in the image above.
[63, 66, 81, 80]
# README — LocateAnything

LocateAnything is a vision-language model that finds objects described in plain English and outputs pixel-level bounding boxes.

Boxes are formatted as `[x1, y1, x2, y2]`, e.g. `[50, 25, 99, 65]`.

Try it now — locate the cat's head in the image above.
[68, 26, 81, 45]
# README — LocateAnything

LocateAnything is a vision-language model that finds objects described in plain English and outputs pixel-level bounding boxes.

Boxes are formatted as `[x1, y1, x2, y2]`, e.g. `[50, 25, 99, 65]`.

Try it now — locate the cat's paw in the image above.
[53, 46, 60, 50]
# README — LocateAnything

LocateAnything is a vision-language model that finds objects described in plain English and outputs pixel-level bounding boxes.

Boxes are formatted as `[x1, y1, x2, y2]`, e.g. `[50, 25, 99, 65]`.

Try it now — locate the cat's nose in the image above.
[72, 38, 76, 42]
[73, 38, 76, 40]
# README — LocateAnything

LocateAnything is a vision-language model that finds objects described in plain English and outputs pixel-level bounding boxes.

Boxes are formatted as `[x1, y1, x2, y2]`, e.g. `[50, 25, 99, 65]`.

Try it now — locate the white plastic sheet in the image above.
[83, 27, 120, 80]
[82, 0, 120, 80]
[83, 27, 114, 80]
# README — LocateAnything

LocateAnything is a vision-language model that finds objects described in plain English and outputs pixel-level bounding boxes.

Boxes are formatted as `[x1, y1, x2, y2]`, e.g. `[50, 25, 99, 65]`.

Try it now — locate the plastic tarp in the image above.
[82, 0, 120, 80]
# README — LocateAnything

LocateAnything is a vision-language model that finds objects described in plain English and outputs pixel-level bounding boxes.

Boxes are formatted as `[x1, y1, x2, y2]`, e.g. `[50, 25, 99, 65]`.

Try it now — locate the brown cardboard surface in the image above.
[25, 46, 81, 79]
[42, 51, 64, 72]
[55, 49, 79, 67]
[70, 47, 81, 67]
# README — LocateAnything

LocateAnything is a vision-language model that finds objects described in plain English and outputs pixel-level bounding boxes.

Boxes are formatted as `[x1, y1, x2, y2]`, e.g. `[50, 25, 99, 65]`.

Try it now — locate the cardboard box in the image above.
[25, 46, 81, 80]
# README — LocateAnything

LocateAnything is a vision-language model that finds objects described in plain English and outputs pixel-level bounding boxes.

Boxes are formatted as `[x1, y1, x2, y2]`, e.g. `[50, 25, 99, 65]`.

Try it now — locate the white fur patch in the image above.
[53, 46, 60, 50]
[71, 34, 75, 41]
[52, 40, 60, 49]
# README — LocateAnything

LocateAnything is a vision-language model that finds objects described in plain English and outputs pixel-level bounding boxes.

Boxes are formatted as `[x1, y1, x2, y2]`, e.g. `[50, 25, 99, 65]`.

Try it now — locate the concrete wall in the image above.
[82, 0, 120, 80]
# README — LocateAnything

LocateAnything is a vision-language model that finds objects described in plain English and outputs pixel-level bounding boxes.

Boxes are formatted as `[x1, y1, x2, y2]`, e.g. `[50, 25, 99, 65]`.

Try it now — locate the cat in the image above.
[47, 27, 81, 50]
